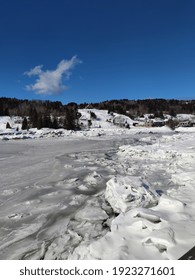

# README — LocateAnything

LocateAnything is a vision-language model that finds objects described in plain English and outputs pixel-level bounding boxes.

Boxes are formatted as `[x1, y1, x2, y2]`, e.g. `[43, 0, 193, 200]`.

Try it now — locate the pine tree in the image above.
[90, 111, 97, 120]
[22, 117, 28, 130]
[52, 116, 58, 129]
[42, 115, 52, 128]
[4, 108, 9, 116]
[169, 109, 176, 117]
[64, 107, 77, 130]
[6, 122, 11, 129]
[88, 119, 92, 128]
[30, 108, 38, 128]
[37, 116, 43, 129]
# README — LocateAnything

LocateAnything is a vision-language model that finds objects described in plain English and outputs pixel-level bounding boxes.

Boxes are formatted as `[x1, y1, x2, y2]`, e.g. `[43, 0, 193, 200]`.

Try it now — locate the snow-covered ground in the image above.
[0, 111, 195, 260]
[0, 110, 134, 140]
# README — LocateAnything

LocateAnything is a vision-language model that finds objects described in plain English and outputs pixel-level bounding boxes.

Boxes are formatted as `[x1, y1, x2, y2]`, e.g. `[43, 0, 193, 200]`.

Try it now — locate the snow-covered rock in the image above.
[105, 176, 159, 213]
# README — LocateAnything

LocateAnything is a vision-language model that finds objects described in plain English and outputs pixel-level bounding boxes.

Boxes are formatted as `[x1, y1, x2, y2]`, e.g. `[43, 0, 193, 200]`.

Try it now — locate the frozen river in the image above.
[0, 128, 195, 260]
[0, 135, 134, 259]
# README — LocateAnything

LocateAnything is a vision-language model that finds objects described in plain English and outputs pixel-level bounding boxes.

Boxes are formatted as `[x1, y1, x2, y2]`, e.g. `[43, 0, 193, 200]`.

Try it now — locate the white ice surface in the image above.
[0, 113, 195, 260]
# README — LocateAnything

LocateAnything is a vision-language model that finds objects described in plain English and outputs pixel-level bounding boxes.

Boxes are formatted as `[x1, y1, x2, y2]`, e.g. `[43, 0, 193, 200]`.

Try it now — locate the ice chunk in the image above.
[75, 206, 108, 221]
[105, 176, 159, 213]
[83, 171, 102, 185]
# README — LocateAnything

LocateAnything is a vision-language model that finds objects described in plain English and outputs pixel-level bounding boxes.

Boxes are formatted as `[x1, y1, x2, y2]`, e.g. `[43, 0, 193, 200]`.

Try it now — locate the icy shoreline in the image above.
[0, 127, 195, 260]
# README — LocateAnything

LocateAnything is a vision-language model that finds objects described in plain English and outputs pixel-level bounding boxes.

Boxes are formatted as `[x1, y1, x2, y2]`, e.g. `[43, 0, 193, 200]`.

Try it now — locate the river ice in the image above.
[0, 126, 195, 260]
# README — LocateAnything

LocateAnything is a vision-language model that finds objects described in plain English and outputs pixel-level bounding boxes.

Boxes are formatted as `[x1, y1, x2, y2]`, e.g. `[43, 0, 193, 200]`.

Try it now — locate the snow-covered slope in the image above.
[79, 109, 134, 129]
[1, 110, 194, 141]
[0, 110, 135, 140]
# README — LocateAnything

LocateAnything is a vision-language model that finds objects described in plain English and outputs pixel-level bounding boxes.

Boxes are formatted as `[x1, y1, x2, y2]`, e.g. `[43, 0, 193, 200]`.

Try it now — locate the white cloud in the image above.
[24, 56, 81, 95]
[24, 65, 43, 77]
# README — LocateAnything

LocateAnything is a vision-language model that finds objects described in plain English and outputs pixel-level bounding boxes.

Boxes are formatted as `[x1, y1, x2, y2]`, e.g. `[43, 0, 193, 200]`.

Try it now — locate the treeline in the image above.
[0, 97, 194, 129]
[0, 98, 80, 130]
[79, 99, 195, 118]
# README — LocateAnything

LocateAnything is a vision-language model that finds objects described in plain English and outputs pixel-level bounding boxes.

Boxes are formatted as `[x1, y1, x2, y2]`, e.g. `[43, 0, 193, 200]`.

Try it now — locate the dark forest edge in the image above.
[0, 97, 194, 130]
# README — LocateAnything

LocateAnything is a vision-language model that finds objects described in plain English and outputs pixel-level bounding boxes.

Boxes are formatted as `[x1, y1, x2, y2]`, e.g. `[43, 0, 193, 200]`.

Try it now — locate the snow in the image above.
[176, 114, 195, 121]
[0, 117, 11, 130]
[0, 111, 195, 260]
[79, 109, 134, 129]
[105, 176, 159, 213]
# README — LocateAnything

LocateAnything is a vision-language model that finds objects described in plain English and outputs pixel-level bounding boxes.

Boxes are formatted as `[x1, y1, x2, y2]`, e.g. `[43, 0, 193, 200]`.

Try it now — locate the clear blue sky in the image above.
[0, 0, 194, 104]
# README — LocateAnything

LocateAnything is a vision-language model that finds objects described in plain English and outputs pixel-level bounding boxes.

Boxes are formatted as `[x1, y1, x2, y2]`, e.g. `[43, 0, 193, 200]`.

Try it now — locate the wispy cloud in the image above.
[24, 56, 81, 95]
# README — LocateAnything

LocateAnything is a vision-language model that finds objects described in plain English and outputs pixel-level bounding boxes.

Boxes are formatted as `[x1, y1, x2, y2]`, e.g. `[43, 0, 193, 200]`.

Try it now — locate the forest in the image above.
[0, 97, 194, 130]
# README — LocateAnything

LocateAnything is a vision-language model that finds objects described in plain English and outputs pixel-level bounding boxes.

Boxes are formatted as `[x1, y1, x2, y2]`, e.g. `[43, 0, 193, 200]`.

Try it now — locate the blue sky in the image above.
[0, 0, 195, 104]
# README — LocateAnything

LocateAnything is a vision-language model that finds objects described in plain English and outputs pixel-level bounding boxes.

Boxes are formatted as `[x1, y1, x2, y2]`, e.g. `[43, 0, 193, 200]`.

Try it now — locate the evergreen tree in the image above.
[6, 122, 11, 129]
[22, 117, 28, 130]
[37, 116, 43, 129]
[90, 111, 97, 120]
[169, 109, 176, 117]
[0, 104, 4, 116]
[64, 107, 78, 130]
[30, 108, 38, 128]
[42, 115, 52, 128]
[4, 108, 9, 116]
[88, 119, 92, 128]
[51, 116, 58, 129]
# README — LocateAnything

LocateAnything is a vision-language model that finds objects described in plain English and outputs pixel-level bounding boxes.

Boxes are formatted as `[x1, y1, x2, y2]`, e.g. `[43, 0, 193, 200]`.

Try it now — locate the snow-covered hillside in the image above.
[0, 109, 175, 141]
[79, 109, 134, 128]
[0, 110, 195, 260]
[1, 110, 195, 141]
[0, 109, 136, 140]
[0, 109, 133, 140]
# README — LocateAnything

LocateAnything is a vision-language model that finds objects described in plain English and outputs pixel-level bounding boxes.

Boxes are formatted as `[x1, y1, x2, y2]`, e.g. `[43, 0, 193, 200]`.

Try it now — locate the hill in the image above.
[0, 97, 194, 135]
